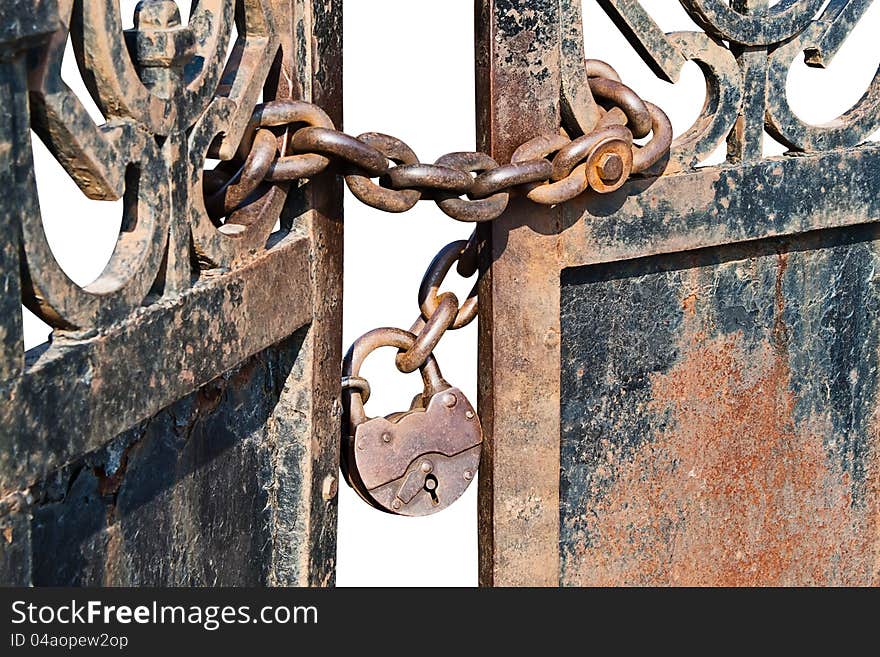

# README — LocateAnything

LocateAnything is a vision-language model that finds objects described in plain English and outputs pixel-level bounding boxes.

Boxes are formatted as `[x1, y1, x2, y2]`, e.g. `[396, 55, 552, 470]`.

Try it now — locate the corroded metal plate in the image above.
[560, 227, 880, 585]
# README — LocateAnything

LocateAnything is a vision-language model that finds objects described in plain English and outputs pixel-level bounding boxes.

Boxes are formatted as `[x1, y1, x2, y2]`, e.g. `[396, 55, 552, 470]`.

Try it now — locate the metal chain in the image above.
[206, 60, 672, 221]
[207, 60, 672, 389]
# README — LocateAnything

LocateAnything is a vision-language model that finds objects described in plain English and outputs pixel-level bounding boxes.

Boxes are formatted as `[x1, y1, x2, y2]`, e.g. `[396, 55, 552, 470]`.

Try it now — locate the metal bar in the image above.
[0, 57, 26, 383]
[294, 0, 344, 588]
[0, 1, 57, 384]
[560, 0, 602, 133]
[559, 144, 880, 268]
[477, 0, 563, 587]
[727, 1, 768, 162]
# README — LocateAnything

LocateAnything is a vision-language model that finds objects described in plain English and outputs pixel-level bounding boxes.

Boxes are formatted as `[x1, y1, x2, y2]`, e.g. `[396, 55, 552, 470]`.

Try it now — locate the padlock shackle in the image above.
[342, 327, 449, 428]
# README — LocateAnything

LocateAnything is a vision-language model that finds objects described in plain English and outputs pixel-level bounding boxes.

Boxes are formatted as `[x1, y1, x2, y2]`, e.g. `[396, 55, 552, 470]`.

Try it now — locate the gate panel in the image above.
[0, 0, 342, 586]
[478, 0, 880, 585]
[560, 228, 880, 585]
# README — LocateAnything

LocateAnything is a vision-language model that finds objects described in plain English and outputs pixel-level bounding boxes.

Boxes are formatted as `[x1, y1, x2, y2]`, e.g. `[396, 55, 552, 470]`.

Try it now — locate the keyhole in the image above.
[424, 474, 439, 506]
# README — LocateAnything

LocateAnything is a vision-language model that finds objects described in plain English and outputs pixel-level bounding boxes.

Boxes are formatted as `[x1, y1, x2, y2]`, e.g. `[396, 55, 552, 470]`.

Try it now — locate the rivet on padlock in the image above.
[341, 327, 482, 516]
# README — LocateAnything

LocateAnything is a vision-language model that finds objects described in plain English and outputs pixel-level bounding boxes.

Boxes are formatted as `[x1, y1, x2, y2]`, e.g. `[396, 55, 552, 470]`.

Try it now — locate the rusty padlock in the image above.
[341, 327, 482, 516]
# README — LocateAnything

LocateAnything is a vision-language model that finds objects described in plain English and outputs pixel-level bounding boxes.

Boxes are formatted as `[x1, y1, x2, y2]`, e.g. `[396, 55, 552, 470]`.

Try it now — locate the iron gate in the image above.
[0, 0, 342, 586]
[477, 0, 880, 585]
[2, 0, 879, 588]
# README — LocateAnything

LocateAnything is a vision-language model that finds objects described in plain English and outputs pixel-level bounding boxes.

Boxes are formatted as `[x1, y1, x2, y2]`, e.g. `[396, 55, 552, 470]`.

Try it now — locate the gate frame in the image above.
[0, 0, 343, 586]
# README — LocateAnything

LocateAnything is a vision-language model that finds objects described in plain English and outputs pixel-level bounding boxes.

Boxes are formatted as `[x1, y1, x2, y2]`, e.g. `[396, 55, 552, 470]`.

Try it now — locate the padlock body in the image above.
[346, 387, 482, 515]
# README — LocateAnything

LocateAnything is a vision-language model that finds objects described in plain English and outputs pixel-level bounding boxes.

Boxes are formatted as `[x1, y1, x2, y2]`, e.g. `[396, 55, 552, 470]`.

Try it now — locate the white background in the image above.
[25, 1, 880, 587]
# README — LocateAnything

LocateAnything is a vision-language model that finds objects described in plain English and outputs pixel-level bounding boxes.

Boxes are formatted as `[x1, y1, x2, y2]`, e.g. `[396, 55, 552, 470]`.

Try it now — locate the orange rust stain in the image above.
[102, 523, 124, 587]
[566, 287, 879, 586]
[2, 526, 11, 544]
[681, 293, 697, 316]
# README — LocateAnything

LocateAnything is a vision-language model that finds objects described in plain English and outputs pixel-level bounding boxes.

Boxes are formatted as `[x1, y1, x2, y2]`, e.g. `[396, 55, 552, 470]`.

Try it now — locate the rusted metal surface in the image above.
[26, 329, 307, 586]
[1, 237, 312, 493]
[560, 228, 880, 585]
[0, 0, 342, 586]
[479, 0, 880, 585]
[477, 0, 566, 587]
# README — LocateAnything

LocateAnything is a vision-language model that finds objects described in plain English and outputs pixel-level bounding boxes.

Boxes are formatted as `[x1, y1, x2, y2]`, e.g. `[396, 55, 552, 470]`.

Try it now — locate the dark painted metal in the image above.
[560, 226, 880, 585]
[29, 330, 307, 586]
[595, 0, 685, 83]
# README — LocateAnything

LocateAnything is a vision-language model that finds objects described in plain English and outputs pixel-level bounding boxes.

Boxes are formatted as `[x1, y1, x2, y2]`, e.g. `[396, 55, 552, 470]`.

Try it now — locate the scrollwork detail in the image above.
[592, 0, 878, 169]
[665, 31, 743, 170]
[21, 123, 170, 329]
[19, 0, 295, 330]
[765, 20, 880, 152]
[680, 0, 826, 46]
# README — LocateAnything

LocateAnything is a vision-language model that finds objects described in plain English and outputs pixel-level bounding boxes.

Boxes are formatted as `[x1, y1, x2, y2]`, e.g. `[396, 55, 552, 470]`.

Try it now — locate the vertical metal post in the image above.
[476, 0, 564, 586]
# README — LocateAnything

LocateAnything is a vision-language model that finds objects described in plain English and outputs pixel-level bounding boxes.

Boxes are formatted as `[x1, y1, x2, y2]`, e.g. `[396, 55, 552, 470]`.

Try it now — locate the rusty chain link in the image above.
[206, 60, 672, 223]
[206, 60, 672, 388]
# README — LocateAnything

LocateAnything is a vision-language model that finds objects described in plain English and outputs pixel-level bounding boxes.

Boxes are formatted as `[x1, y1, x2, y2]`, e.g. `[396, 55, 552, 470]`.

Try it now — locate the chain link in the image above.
[210, 60, 672, 390]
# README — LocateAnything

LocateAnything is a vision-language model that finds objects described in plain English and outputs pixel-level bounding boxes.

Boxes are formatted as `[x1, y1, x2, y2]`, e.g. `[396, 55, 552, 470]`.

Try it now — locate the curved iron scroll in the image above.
[20, 0, 299, 332]
[595, 0, 878, 167]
